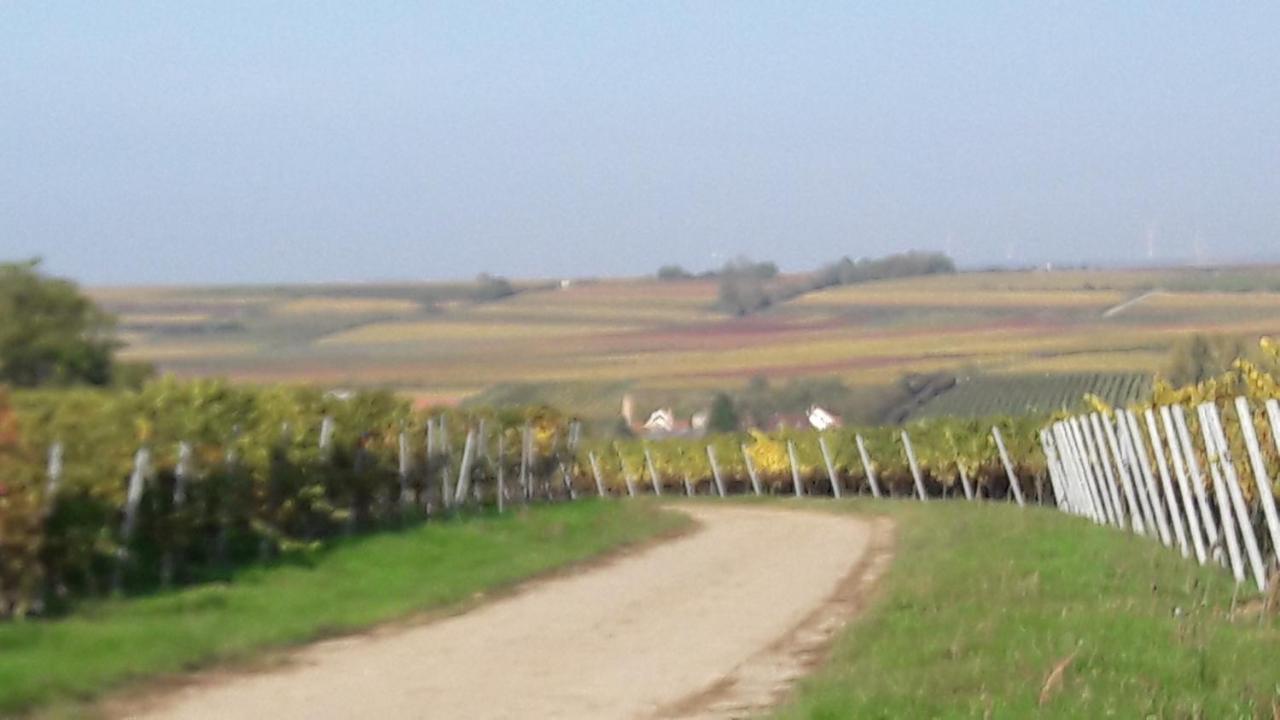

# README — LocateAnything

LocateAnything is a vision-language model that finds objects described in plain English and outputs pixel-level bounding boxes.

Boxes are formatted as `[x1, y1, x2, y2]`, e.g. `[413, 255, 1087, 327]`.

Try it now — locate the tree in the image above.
[0, 260, 122, 387]
[1165, 333, 1251, 387]
[471, 273, 515, 302]
[656, 265, 693, 281]
[706, 393, 739, 432]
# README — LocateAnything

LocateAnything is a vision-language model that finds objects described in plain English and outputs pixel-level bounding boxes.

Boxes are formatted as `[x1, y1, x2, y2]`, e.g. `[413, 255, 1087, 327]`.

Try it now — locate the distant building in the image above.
[807, 405, 843, 431]
[643, 408, 677, 434]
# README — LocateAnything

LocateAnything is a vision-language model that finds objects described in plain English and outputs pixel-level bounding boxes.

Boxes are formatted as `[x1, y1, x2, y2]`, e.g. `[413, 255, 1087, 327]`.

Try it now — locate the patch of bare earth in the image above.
[122, 505, 889, 720]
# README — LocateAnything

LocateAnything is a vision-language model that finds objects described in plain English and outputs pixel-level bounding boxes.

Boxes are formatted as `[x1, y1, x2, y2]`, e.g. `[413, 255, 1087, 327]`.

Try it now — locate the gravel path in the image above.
[135, 504, 883, 720]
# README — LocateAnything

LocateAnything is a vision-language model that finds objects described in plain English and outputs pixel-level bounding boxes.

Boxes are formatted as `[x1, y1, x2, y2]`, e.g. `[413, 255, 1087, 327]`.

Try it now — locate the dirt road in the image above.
[134, 504, 888, 720]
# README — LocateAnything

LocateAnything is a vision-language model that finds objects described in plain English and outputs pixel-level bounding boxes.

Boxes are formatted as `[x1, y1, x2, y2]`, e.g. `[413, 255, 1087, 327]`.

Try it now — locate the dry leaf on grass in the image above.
[1038, 650, 1079, 706]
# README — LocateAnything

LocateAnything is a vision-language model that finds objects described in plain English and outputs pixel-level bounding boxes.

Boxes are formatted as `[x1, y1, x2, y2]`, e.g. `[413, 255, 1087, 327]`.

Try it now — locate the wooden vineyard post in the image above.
[1071, 417, 1116, 527]
[519, 423, 531, 502]
[787, 440, 804, 497]
[160, 441, 194, 588]
[113, 446, 151, 595]
[1233, 397, 1280, 565]
[706, 446, 727, 498]
[496, 433, 506, 513]
[1118, 412, 1165, 540]
[644, 447, 663, 496]
[900, 431, 927, 502]
[1100, 412, 1145, 534]
[453, 429, 476, 506]
[43, 441, 63, 516]
[1052, 422, 1095, 521]
[1158, 406, 1207, 564]
[1038, 430, 1067, 511]
[1199, 403, 1263, 589]
[740, 444, 763, 496]
[559, 424, 579, 501]
[818, 435, 842, 499]
[957, 463, 974, 501]
[589, 451, 607, 497]
[398, 430, 414, 512]
[1191, 405, 1245, 579]
[615, 444, 638, 497]
[1083, 415, 1125, 526]
[683, 473, 695, 496]
[855, 435, 882, 498]
[991, 427, 1024, 506]
[1172, 405, 1218, 551]
[1142, 410, 1190, 558]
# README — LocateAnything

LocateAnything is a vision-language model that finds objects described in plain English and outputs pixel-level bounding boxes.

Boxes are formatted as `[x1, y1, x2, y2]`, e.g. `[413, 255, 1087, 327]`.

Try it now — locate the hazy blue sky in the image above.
[3, 3, 1278, 285]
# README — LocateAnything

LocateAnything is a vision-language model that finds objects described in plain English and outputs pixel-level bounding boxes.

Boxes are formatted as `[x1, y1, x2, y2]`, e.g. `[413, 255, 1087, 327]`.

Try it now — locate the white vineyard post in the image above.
[1174, 405, 1219, 552]
[706, 446, 728, 498]
[44, 441, 64, 516]
[1085, 414, 1127, 528]
[1200, 403, 1265, 589]
[614, 445, 639, 498]
[519, 423, 531, 502]
[741, 444, 764, 496]
[1072, 417, 1118, 527]
[1064, 421, 1103, 522]
[1059, 421, 1101, 523]
[560, 426, 579, 501]
[991, 426, 1025, 506]
[589, 451, 607, 498]
[958, 463, 975, 501]
[855, 435, 883, 498]
[114, 446, 151, 595]
[1045, 425, 1077, 515]
[1159, 406, 1207, 564]
[1233, 397, 1280, 565]
[1072, 419, 1111, 523]
[496, 433, 506, 513]
[397, 430, 413, 511]
[1120, 411, 1169, 543]
[1193, 405, 1246, 580]
[644, 447, 663, 496]
[900, 431, 928, 502]
[1099, 412, 1146, 534]
[818, 435, 842, 499]
[787, 440, 804, 497]
[318, 415, 335, 455]
[683, 472, 695, 497]
[1143, 409, 1190, 557]
[1038, 430, 1067, 511]
[453, 429, 476, 506]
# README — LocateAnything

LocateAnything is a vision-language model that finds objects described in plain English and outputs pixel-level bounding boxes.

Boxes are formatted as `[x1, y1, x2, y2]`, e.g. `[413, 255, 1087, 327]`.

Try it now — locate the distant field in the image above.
[92, 265, 1280, 418]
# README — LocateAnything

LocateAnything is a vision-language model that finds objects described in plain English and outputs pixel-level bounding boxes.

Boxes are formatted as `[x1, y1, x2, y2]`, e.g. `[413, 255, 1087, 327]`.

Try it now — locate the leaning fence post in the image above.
[900, 431, 928, 502]
[1233, 397, 1280, 565]
[454, 429, 476, 505]
[683, 472, 695, 496]
[44, 441, 64, 516]
[1118, 412, 1165, 539]
[957, 463, 975, 501]
[614, 444, 639, 497]
[855, 435, 883, 498]
[1171, 406, 1219, 552]
[991, 427, 1025, 506]
[496, 432, 507, 513]
[1038, 430, 1067, 510]
[644, 447, 663, 496]
[740, 444, 763, 496]
[1143, 409, 1190, 557]
[1158, 406, 1207, 564]
[1099, 413, 1144, 533]
[706, 445, 727, 497]
[113, 446, 151, 595]
[1200, 403, 1264, 590]
[786, 441, 804, 497]
[589, 451, 607, 497]
[1086, 416, 1126, 526]
[1071, 417, 1116, 526]
[398, 430, 414, 511]
[519, 423, 531, 502]
[818, 436, 842, 499]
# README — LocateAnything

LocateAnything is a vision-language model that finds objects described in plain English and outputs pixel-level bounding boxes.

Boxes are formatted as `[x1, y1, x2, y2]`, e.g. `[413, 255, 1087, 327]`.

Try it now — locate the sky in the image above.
[2, 2, 1278, 285]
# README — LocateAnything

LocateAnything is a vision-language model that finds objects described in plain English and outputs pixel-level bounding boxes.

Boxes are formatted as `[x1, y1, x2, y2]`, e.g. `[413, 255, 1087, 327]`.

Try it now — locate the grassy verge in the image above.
[776, 500, 1280, 718]
[0, 501, 687, 716]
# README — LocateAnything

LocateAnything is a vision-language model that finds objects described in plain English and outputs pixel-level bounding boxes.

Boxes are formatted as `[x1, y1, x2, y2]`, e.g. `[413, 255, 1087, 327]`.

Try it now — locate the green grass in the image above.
[775, 501, 1280, 718]
[0, 501, 687, 716]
